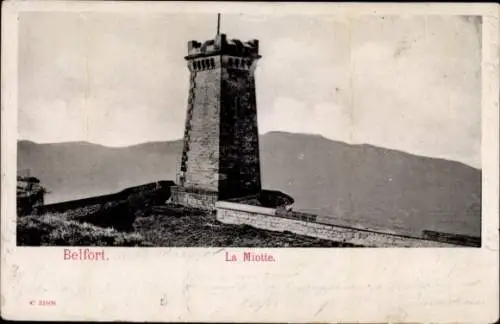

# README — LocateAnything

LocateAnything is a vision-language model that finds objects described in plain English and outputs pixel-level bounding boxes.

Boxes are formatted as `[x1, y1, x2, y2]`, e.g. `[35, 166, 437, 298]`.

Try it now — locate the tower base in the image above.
[170, 185, 218, 210]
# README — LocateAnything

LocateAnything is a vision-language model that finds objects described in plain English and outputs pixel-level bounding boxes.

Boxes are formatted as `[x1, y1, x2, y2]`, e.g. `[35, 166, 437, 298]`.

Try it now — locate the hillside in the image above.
[17, 132, 481, 237]
[18, 208, 356, 248]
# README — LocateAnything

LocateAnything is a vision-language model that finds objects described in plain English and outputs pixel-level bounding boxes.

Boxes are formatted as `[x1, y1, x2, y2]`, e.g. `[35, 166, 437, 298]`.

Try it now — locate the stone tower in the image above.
[171, 32, 262, 209]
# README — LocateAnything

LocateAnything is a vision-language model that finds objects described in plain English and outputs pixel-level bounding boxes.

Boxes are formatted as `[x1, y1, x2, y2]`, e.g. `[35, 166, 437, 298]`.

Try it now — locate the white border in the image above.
[1, 2, 499, 322]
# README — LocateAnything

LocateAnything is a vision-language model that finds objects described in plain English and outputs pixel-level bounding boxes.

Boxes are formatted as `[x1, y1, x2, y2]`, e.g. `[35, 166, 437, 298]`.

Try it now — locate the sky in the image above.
[18, 13, 482, 168]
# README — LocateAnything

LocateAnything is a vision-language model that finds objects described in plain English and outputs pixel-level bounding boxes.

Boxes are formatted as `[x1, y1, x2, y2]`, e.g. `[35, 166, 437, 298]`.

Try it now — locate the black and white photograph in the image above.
[15, 12, 483, 248]
[2, 2, 499, 323]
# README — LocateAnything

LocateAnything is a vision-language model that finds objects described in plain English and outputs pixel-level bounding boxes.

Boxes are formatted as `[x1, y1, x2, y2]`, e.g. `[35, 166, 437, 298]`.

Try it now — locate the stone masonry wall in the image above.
[215, 202, 457, 247]
[171, 186, 218, 210]
[183, 67, 221, 191]
[219, 60, 261, 199]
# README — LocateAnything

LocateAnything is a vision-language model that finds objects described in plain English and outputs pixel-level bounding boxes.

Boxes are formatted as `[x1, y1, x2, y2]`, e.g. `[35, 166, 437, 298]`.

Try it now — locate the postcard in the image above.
[1, 1, 498, 322]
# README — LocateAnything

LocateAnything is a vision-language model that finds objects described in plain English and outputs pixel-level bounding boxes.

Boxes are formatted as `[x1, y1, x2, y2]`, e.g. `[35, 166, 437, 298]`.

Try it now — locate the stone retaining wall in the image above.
[215, 201, 457, 247]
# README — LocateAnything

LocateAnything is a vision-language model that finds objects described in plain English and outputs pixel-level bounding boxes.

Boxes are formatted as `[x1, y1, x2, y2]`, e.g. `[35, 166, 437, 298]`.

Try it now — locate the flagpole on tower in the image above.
[217, 13, 221, 35]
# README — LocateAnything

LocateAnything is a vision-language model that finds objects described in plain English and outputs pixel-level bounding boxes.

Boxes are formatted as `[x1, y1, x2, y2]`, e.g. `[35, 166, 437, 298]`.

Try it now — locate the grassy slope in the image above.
[17, 205, 360, 247]
[17, 214, 150, 246]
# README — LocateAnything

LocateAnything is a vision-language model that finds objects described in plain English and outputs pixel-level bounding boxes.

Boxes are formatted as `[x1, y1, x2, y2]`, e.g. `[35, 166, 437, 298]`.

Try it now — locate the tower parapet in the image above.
[186, 34, 260, 59]
[185, 34, 260, 73]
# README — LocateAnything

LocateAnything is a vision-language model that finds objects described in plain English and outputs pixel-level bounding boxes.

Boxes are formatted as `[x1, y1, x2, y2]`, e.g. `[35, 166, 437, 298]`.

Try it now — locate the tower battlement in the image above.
[186, 34, 260, 59]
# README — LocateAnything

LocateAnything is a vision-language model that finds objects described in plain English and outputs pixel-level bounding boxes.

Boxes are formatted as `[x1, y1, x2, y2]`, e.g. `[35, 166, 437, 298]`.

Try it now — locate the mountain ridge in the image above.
[18, 131, 480, 171]
[17, 131, 481, 237]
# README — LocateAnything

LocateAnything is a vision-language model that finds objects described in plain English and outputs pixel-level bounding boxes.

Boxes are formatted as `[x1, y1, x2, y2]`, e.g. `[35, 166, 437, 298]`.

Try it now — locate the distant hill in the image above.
[17, 132, 481, 237]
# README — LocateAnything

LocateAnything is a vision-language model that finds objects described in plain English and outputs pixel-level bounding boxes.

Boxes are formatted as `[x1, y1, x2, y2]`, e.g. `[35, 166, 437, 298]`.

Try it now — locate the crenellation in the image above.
[186, 34, 260, 60]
